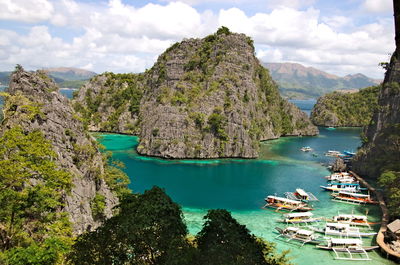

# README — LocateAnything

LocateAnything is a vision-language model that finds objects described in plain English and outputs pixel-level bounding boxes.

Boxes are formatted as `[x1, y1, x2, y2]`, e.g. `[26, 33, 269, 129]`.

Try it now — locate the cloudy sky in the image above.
[0, 0, 395, 78]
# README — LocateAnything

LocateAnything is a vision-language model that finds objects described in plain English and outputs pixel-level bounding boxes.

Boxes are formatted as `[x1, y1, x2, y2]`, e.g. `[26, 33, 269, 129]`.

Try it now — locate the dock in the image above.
[285, 190, 319, 201]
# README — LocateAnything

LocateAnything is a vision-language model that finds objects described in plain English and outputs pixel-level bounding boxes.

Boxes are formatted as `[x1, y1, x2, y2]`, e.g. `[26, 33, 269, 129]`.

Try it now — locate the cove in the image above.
[96, 127, 396, 265]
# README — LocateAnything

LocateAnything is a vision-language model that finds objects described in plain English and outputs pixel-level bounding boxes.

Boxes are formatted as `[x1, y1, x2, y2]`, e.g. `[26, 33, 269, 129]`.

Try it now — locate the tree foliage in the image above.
[0, 126, 73, 264]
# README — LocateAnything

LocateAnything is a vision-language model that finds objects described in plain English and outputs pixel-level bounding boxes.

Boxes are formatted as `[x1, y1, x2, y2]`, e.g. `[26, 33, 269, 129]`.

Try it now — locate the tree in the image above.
[196, 209, 290, 265]
[70, 186, 194, 265]
[0, 126, 73, 264]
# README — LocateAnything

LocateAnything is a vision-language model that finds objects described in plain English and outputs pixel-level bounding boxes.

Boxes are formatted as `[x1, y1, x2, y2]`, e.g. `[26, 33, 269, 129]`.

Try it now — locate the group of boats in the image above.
[264, 171, 380, 261]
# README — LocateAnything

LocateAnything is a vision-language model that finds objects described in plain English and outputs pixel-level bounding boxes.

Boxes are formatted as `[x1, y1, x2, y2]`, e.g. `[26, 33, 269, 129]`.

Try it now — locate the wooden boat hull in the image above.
[316, 245, 379, 252]
[331, 195, 379, 205]
[264, 204, 313, 212]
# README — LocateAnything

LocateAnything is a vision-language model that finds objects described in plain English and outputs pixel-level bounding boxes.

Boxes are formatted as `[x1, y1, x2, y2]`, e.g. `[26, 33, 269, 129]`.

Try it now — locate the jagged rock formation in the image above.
[352, 1, 400, 177]
[74, 29, 318, 159]
[73, 72, 143, 134]
[1, 68, 119, 233]
[310, 86, 380, 127]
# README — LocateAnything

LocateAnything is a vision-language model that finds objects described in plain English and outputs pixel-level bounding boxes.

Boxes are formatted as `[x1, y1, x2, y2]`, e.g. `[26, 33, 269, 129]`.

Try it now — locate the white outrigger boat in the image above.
[325, 172, 353, 181]
[300, 146, 312, 152]
[285, 188, 319, 202]
[279, 212, 322, 224]
[324, 150, 343, 157]
[331, 191, 379, 205]
[275, 226, 324, 245]
[310, 223, 377, 238]
[320, 182, 364, 192]
[330, 214, 378, 227]
[264, 196, 313, 212]
[316, 238, 379, 261]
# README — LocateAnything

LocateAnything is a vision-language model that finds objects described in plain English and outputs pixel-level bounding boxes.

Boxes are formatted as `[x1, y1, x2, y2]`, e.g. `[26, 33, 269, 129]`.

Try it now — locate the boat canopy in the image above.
[338, 191, 369, 197]
[266, 196, 302, 205]
[286, 227, 300, 232]
[336, 214, 367, 220]
[297, 229, 314, 236]
[330, 238, 362, 245]
[285, 212, 313, 218]
[296, 188, 308, 197]
[327, 223, 350, 228]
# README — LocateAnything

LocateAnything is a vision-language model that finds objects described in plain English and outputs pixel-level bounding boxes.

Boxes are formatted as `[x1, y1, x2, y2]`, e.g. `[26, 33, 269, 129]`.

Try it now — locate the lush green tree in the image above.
[196, 209, 290, 265]
[70, 186, 194, 265]
[0, 126, 73, 264]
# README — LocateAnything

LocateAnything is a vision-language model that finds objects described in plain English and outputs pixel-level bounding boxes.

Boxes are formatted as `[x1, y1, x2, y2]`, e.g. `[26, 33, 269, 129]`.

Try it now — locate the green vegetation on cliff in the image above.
[310, 85, 380, 127]
[0, 126, 74, 265]
[73, 72, 144, 133]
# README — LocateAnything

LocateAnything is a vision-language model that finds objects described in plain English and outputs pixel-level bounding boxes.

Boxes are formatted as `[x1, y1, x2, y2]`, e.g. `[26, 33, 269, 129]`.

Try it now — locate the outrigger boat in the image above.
[320, 182, 365, 192]
[324, 150, 343, 157]
[275, 227, 324, 245]
[331, 191, 379, 205]
[279, 212, 322, 224]
[264, 196, 313, 212]
[316, 238, 379, 261]
[300, 146, 312, 152]
[310, 223, 377, 238]
[330, 214, 378, 227]
[285, 188, 319, 202]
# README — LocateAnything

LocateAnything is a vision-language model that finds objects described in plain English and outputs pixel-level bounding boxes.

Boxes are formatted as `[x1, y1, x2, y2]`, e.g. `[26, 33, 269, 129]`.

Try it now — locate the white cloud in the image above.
[0, 0, 54, 23]
[0, 0, 394, 78]
[363, 0, 392, 13]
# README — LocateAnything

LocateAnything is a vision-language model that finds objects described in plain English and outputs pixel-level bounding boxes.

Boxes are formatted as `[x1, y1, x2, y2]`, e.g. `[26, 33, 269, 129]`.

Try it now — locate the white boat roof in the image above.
[336, 214, 367, 220]
[297, 229, 314, 236]
[295, 188, 308, 197]
[266, 196, 302, 205]
[338, 191, 369, 197]
[286, 227, 300, 232]
[285, 212, 313, 218]
[327, 222, 350, 228]
[331, 238, 362, 245]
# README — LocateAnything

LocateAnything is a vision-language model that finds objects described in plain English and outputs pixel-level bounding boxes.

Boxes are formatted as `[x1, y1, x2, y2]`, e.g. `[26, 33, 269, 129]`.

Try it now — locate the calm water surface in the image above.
[97, 111, 394, 265]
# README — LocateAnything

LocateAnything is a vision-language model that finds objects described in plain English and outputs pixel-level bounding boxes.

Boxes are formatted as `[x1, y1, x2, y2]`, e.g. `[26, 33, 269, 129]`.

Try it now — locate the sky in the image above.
[0, 0, 395, 78]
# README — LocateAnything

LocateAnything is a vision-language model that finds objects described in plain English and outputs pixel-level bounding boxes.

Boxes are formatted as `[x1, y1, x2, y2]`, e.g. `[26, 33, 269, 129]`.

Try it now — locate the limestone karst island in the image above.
[0, 1, 399, 265]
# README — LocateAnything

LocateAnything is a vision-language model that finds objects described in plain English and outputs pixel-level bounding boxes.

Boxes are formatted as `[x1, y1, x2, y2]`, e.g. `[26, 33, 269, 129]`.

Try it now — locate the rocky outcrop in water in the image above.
[1, 67, 119, 233]
[310, 86, 380, 127]
[74, 29, 318, 159]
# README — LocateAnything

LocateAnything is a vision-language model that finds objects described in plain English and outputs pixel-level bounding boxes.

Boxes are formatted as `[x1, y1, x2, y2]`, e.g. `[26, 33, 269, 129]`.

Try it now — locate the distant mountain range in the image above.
[0, 67, 96, 88]
[263, 62, 381, 99]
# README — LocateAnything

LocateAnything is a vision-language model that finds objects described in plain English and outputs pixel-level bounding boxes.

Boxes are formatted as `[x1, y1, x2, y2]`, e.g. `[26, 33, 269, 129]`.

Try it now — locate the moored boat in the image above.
[316, 238, 379, 260]
[279, 212, 322, 224]
[331, 191, 379, 205]
[275, 226, 324, 245]
[324, 150, 343, 157]
[330, 214, 378, 227]
[310, 223, 377, 238]
[264, 196, 313, 212]
[320, 182, 363, 192]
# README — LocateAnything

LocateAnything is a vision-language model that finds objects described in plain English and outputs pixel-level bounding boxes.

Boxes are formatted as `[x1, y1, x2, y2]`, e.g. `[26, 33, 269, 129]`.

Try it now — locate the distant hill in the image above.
[263, 62, 381, 99]
[0, 67, 96, 88]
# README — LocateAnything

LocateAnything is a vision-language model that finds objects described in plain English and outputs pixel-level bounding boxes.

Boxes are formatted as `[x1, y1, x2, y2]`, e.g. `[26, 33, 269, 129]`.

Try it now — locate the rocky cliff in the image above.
[1, 67, 121, 233]
[73, 72, 144, 134]
[310, 85, 380, 127]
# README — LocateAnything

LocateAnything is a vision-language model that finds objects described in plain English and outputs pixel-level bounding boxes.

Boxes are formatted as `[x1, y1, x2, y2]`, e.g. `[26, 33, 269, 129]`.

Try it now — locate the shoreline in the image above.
[350, 171, 400, 261]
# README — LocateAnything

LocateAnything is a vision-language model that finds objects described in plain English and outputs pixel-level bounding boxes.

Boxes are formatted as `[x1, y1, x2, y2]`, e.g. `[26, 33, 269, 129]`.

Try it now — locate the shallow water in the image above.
[97, 127, 395, 265]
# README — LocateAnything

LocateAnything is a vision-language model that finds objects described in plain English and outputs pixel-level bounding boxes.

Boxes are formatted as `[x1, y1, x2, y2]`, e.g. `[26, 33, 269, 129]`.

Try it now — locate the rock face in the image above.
[2, 68, 119, 233]
[74, 29, 318, 159]
[137, 31, 318, 158]
[310, 86, 380, 127]
[73, 72, 144, 134]
[352, 1, 400, 177]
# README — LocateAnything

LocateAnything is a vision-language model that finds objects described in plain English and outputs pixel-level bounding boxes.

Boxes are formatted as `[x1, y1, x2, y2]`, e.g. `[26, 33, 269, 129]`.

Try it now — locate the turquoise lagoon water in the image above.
[97, 126, 395, 265]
